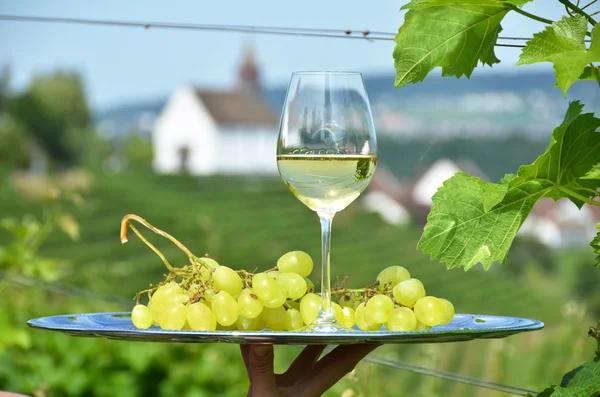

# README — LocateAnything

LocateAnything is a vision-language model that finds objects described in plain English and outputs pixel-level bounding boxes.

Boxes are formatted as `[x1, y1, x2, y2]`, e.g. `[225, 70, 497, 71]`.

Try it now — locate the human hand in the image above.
[240, 343, 380, 397]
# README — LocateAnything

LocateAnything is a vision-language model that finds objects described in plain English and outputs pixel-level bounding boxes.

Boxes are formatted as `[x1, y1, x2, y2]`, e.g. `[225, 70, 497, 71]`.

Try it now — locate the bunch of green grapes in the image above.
[337, 266, 454, 332]
[131, 251, 317, 331]
[122, 214, 454, 332]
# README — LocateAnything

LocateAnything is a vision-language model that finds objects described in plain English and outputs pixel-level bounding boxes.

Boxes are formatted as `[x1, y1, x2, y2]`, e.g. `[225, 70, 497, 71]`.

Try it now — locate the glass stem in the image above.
[316, 210, 335, 323]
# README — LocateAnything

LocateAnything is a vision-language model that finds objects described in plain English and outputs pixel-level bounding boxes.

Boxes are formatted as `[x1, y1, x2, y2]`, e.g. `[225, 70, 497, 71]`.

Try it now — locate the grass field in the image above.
[0, 168, 596, 396]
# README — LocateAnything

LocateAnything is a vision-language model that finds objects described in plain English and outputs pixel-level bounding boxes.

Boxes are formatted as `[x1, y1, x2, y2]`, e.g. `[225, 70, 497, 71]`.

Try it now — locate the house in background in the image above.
[153, 46, 279, 176]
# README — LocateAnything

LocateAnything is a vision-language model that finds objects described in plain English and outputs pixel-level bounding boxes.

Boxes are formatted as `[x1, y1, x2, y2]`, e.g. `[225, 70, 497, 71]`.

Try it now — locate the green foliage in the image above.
[517, 15, 600, 96]
[6, 71, 92, 166]
[394, 0, 520, 88]
[584, 163, 600, 180]
[0, 115, 30, 168]
[532, 357, 600, 397]
[0, 64, 10, 113]
[592, 224, 600, 268]
[0, 216, 65, 281]
[417, 101, 600, 270]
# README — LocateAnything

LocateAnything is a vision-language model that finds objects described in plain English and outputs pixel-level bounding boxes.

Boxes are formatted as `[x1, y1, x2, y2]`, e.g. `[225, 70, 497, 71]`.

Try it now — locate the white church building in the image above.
[152, 47, 279, 175]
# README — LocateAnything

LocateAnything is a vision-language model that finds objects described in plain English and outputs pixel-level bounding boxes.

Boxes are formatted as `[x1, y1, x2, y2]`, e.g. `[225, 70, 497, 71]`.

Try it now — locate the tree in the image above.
[7, 71, 92, 167]
[0, 64, 10, 113]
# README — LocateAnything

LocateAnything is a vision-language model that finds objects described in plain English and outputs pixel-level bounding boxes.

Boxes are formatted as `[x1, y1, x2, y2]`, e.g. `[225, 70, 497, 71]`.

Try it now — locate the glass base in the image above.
[301, 319, 356, 333]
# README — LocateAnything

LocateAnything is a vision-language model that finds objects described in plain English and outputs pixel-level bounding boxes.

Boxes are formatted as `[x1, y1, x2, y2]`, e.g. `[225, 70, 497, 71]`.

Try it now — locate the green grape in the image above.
[169, 294, 190, 305]
[277, 251, 313, 278]
[339, 294, 361, 309]
[261, 306, 286, 330]
[385, 307, 417, 332]
[266, 270, 279, 279]
[199, 257, 220, 280]
[416, 321, 431, 331]
[305, 278, 314, 293]
[213, 266, 243, 296]
[333, 303, 355, 329]
[131, 304, 153, 329]
[376, 266, 411, 289]
[263, 285, 286, 308]
[149, 301, 164, 325]
[355, 303, 381, 331]
[287, 300, 300, 311]
[152, 282, 182, 306]
[252, 273, 279, 302]
[211, 291, 239, 326]
[393, 278, 426, 307]
[187, 302, 216, 331]
[284, 308, 304, 331]
[365, 294, 394, 324]
[238, 288, 264, 319]
[159, 303, 187, 330]
[299, 293, 321, 325]
[203, 289, 216, 303]
[439, 298, 455, 325]
[413, 296, 445, 327]
[276, 272, 307, 300]
[236, 315, 263, 331]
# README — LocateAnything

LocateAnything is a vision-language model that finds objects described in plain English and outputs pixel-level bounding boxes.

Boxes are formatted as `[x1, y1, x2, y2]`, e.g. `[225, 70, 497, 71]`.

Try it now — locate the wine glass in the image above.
[276, 72, 378, 331]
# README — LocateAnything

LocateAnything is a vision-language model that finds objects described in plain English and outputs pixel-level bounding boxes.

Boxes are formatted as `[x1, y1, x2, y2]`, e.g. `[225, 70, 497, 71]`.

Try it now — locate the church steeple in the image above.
[237, 43, 261, 94]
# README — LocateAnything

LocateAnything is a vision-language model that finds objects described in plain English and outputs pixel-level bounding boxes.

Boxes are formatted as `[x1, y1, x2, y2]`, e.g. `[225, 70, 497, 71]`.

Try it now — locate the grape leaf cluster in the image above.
[393, 1, 600, 395]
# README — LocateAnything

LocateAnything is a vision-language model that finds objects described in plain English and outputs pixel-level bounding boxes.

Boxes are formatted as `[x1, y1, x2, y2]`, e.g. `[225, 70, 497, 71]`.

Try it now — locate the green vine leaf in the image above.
[417, 101, 600, 270]
[394, 0, 516, 88]
[504, 0, 533, 5]
[592, 224, 600, 269]
[579, 66, 597, 80]
[583, 163, 600, 179]
[517, 15, 600, 96]
[534, 357, 600, 397]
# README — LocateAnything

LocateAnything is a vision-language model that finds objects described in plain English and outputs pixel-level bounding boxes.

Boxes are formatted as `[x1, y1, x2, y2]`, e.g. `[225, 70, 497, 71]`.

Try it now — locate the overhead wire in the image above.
[0, 269, 131, 307]
[0, 14, 528, 48]
[362, 354, 539, 396]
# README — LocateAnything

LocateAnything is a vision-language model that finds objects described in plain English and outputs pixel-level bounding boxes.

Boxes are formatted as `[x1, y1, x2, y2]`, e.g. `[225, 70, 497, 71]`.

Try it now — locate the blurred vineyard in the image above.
[0, 166, 597, 396]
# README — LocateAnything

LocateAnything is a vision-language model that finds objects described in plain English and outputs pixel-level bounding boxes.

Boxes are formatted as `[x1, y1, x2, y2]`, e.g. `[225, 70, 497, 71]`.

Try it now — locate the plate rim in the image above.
[26, 311, 545, 344]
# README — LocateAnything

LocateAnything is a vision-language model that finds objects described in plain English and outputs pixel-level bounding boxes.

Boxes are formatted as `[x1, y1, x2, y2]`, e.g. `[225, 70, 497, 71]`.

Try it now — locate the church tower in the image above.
[237, 43, 261, 95]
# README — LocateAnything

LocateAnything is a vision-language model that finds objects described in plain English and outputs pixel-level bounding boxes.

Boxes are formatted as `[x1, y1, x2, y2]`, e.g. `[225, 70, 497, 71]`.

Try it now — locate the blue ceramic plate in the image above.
[27, 312, 544, 345]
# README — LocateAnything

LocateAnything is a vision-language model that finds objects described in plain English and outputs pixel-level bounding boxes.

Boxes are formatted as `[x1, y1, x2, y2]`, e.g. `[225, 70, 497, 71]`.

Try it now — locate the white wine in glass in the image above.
[276, 72, 378, 331]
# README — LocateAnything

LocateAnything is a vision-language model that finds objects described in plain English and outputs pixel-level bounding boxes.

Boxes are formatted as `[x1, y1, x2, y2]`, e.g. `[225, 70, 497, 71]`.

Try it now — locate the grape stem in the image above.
[558, 0, 597, 25]
[511, 6, 554, 24]
[121, 214, 207, 268]
[128, 224, 174, 271]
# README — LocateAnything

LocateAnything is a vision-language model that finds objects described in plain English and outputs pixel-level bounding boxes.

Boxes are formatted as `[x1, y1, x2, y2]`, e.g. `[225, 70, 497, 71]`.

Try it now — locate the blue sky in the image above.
[0, 1, 568, 109]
